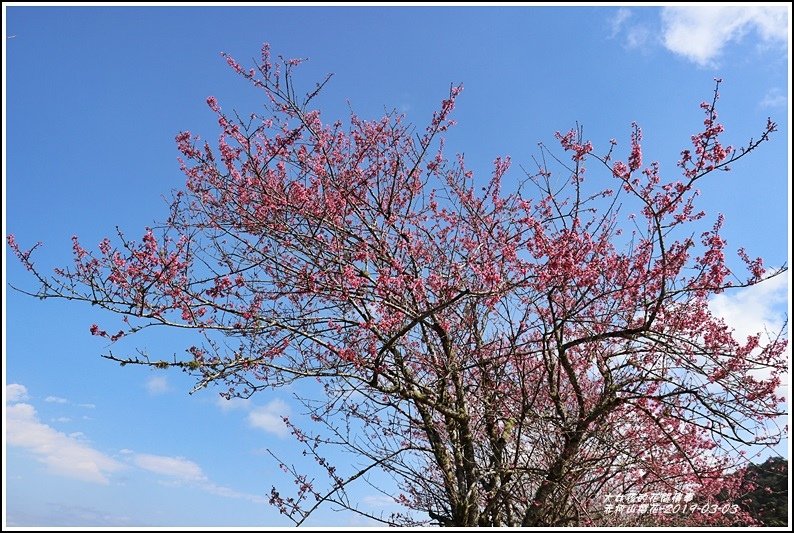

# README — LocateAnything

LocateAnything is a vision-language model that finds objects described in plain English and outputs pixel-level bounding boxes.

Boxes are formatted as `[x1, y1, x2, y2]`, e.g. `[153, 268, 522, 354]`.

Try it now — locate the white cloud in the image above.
[6, 402, 123, 484]
[44, 396, 68, 404]
[361, 494, 399, 507]
[52, 417, 72, 423]
[133, 453, 207, 482]
[6, 385, 268, 506]
[608, 8, 653, 50]
[7, 383, 29, 403]
[78, 403, 96, 409]
[609, 8, 632, 38]
[247, 399, 291, 438]
[625, 25, 651, 50]
[130, 452, 266, 504]
[202, 482, 268, 504]
[760, 87, 787, 109]
[145, 375, 169, 395]
[7, 502, 134, 527]
[709, 274, 788, 342]
[661, 6, 788, 66]
[216, 395, 252, 412]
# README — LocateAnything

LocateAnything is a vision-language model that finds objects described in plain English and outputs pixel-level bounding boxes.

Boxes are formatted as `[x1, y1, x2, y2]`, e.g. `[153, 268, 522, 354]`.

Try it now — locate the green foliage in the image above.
[739, 457, 788, 526]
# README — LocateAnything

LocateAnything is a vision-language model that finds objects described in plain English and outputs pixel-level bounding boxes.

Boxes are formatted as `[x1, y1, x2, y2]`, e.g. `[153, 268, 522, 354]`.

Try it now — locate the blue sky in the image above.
[3, 5, 790, 527]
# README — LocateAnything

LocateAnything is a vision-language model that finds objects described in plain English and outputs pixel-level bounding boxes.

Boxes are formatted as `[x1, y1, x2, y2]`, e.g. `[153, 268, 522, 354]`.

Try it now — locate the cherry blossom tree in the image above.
[9, 45, 787, 526]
